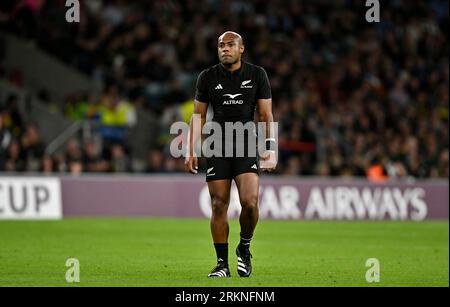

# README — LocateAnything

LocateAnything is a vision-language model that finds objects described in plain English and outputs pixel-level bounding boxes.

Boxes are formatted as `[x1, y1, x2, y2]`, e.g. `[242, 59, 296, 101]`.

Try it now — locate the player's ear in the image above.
[240, 44, 245, 54]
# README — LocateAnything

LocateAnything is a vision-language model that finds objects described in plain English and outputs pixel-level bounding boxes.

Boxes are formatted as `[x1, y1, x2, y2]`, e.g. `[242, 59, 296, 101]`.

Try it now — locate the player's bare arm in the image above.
[258, 98, 277, 172]
[185, 100, 208, 174]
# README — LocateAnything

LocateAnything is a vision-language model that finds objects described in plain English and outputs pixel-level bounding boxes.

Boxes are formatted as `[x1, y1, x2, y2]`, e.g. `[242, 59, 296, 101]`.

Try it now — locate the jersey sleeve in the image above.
[256, 67, 272, 100]
[194, 70, 210, 103]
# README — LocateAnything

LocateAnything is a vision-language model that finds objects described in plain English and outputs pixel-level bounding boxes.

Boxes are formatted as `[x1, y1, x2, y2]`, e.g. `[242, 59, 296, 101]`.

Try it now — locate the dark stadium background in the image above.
[0, 0, 448, 288]
[0, 0, 448, 180]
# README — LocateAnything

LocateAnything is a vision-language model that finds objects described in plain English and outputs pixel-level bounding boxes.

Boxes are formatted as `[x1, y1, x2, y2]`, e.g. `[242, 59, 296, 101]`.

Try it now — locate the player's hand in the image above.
[260, 150, 277, 172]
[185, 156, 198, 174]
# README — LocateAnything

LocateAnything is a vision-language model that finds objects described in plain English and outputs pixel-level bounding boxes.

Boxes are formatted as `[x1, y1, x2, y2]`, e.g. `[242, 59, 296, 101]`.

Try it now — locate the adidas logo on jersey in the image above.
[215, 84, 223, 90]
[251, 164, 258, 170]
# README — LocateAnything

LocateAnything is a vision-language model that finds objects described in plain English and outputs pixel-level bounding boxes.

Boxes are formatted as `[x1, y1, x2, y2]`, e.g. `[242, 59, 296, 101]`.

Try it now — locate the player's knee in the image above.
[211, 196, 229, 217]
[241, 195, 258, 212]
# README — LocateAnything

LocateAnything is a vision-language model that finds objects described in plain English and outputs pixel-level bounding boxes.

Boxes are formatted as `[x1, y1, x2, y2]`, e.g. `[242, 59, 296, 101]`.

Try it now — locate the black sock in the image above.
[238, 234, 252, 252]
[214, 243, 228, 264]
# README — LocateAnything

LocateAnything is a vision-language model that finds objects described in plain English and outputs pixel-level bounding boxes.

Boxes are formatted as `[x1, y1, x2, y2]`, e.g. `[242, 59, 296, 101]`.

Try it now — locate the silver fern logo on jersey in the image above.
[241, 80, 253, 88]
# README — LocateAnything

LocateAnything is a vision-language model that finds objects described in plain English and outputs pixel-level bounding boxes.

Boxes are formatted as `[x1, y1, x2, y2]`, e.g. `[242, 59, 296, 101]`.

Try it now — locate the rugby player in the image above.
[185, 31, 277, 277]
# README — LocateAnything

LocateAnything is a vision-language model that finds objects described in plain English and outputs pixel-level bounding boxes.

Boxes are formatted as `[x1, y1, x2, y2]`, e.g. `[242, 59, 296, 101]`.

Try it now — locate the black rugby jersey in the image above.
[194, 61, 272, 124]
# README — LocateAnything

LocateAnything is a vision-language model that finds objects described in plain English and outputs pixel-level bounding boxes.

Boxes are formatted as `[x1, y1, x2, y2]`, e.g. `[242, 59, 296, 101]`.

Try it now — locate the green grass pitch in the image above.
[0, 218, 448, 287]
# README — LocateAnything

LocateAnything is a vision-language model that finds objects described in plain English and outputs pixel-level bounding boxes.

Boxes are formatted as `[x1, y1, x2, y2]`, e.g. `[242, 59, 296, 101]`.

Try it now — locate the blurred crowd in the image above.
[0, 0, 448, 179]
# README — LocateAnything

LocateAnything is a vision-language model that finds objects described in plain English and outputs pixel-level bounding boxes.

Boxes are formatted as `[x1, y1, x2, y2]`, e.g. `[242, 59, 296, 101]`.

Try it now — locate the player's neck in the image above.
[222, 60, 242, 73]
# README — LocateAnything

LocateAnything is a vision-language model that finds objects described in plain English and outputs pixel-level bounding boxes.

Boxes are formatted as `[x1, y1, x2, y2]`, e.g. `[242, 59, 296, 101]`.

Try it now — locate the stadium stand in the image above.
[0, 0, 448, 180]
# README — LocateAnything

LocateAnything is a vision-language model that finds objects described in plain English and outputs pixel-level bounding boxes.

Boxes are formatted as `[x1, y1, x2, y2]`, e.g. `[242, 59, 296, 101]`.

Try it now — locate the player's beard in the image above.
[220, 55, 238, 66]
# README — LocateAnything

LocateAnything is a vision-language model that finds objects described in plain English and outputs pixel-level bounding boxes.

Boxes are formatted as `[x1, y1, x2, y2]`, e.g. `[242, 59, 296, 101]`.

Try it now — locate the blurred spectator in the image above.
[145, 149, 164, 173]
[164, 157, 178, 173]
[65, 138, 83, 164]
[53, 152, 67, 173]
[82, 138, 109, 173]
[110, 143, 131, 173]
[20, 122, 45, 171]
[0, 114, 12, 168]
[282, 156, 301, 176]
[3, 140, 26, 172]
[64, 93, 101, 122]
[96, 84, 137, 144]
[68, 159, 83, 175]
[2, 94, 24, 138]
[366, 157, 388, 183]
[40, 154, 56, 174]
[437, 149, 449, 178]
